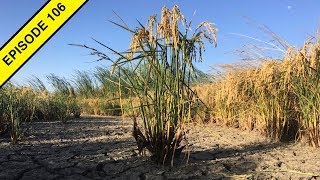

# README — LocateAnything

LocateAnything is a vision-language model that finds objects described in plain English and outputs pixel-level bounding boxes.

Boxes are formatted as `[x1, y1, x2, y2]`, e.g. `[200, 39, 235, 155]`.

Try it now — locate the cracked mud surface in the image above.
[1, 116, 320, 180]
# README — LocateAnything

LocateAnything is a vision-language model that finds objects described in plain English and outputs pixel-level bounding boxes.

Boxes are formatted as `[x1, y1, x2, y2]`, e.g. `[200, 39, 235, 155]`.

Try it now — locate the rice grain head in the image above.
[148, 15, 157, 43]
[158, 6, 171, 41]
[171, 5, 184, 49]
[196, 22, 218, 47]
[129, 28, 149, 57]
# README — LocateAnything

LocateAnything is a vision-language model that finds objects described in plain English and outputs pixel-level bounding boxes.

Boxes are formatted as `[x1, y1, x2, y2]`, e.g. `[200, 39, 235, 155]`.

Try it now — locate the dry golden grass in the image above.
[195, 36, 320, 146]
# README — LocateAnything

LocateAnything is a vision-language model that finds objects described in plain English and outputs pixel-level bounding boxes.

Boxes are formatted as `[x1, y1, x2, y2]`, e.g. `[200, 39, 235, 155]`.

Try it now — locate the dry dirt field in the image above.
[1, 116, 320, 179]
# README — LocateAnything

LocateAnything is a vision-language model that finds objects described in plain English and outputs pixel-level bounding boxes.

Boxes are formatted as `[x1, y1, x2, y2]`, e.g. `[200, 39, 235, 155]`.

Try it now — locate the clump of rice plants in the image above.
[73, 70, 97, 98]
[286, 39, 320, 146]
[75, 5, 217, 165]
[0, 84, 37, 143]
[94, 66, 131, 98]
[45, 74, 81, 120]
[78, 98, 121, 116]
[205, 34, 320, 146]
[36, 94, 68, 122]
[0, 76, 83, 144]
[98, 99, 122, 116]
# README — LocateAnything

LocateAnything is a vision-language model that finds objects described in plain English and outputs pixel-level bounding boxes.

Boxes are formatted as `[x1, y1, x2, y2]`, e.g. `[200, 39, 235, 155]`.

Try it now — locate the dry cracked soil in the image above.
[1, 115, 320, 180]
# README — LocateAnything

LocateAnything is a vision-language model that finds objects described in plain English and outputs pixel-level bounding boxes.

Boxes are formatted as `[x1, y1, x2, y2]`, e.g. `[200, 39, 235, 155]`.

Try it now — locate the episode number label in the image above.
[0, 0, 88, 88]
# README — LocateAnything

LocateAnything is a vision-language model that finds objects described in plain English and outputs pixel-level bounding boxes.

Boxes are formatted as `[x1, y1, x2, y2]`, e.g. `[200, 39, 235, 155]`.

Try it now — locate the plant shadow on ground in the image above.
[0, 116, 292, 179]
[188, 141, 289, 179]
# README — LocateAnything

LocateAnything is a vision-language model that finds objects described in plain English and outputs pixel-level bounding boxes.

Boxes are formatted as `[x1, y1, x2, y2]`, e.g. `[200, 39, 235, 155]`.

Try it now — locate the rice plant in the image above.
[75, 5, 217, 165]
[28, 76, 48, 93]
[0, 85, 12, 139]
[73, 70, 96, 98]
[0, 84, 37, 144]
[0, 76, 83, 144]
[94, 66, 128, 98]
[201, 34, 320, 146]
[47, 73, 75, 97]
[288, 40, 320, 146]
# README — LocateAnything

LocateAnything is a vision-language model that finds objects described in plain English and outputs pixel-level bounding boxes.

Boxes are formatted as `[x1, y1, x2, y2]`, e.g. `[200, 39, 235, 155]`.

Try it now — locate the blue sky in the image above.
[0, 0, 319, 85]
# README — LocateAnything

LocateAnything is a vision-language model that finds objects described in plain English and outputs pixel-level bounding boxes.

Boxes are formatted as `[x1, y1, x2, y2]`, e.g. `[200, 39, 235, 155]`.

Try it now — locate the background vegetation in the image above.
[1, 6, 320, 165]
[2, 36, 320, 149]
